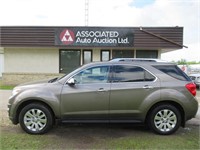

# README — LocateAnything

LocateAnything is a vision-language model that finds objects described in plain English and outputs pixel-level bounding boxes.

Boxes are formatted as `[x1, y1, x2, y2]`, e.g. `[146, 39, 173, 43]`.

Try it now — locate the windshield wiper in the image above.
[48, 77, 58, 83]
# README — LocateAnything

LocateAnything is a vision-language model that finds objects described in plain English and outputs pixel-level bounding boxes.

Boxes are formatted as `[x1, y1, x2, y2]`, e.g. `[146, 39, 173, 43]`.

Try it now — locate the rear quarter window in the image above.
[153, 65, 191, 81]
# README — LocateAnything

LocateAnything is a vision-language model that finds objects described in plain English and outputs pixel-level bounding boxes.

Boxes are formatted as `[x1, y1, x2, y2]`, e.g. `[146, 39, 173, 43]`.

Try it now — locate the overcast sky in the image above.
[0, 0, 199, 62]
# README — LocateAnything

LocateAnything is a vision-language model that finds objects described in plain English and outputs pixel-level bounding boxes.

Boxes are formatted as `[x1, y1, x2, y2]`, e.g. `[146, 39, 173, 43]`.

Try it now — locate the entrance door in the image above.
[60, 50, 80, 74]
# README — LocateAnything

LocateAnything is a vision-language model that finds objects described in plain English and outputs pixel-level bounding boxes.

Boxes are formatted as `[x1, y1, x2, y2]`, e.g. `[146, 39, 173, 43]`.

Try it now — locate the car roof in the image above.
[85, 60, 175, 67]
[110, 58, 168, 63]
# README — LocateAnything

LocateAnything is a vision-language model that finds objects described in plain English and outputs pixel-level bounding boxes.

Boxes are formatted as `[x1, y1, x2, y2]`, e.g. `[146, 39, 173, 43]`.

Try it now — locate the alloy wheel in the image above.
[154, 109, 177, 132]
[23, 108, 47, 132]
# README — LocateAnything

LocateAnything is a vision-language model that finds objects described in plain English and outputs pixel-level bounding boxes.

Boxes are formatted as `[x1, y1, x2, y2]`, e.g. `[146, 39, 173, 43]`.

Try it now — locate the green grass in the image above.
[0, 85, 15, 90]
[96, 132, 200, 149]
[0, 132, 51, 150]
[0, 125, 199, 150]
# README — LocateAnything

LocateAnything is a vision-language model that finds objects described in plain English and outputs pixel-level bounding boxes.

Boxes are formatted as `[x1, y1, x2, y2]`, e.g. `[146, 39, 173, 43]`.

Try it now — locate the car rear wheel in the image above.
[19, 103, 53, 134]
[148, 104, 181, 135]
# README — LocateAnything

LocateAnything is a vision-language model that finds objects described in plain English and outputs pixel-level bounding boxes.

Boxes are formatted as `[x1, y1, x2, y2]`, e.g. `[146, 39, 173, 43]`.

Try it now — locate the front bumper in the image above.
[7, 97, 18, 125]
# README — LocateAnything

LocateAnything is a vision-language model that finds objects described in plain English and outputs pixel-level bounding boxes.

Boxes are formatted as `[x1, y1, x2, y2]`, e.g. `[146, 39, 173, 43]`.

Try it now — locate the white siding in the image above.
[0, 48, 4, 77]
[4, 48, 59, 73]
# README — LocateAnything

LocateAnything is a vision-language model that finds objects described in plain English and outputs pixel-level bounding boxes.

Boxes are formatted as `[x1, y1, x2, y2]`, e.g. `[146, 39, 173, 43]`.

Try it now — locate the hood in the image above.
[16, 79, 50, 88]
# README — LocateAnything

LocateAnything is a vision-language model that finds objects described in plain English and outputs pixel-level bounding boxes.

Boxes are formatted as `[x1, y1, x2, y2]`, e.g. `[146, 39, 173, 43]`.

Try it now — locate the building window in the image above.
[101, 50, 110, 61]
[83, 50, 92, 64]
[136, 50, 158, 58]
[112, 50, 134, 59]
[59, 50, 80, 74]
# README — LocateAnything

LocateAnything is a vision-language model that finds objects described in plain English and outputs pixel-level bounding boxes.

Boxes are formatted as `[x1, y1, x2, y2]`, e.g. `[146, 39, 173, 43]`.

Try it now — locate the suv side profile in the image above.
[8, 61, 198, 135]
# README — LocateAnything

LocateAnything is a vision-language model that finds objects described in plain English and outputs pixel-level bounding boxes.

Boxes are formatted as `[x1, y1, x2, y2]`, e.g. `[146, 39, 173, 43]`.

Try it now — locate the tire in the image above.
[19, 103, 53, 134]
[148, 104, 181, 135]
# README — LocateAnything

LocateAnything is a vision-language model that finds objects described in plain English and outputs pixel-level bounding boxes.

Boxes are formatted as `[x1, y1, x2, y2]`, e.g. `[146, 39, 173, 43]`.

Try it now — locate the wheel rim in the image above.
[23, 109, 47, 132]
[154, 109, 177, 132]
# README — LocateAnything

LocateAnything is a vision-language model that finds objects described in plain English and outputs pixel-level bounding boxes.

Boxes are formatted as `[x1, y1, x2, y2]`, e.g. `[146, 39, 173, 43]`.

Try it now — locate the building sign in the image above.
[55, 27, 134, 47]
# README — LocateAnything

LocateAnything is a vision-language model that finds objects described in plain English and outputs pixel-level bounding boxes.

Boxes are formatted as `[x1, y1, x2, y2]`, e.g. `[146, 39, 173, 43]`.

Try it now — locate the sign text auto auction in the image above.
[75, 30, 129, 44]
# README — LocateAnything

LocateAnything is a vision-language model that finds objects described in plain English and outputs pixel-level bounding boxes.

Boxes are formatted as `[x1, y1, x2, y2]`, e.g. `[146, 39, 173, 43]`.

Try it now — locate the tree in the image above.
[177, 59, 187, 65]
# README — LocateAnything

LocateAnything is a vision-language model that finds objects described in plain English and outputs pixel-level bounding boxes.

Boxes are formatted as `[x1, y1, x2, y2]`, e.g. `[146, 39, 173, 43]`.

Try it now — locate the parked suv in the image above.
[189, 74, 200, 89]
[8, 61, 198, 135]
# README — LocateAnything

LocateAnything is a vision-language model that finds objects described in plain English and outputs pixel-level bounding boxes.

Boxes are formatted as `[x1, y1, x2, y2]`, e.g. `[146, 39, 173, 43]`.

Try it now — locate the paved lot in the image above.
[1, 89, 200, 125]
[0, 90, 11, 110]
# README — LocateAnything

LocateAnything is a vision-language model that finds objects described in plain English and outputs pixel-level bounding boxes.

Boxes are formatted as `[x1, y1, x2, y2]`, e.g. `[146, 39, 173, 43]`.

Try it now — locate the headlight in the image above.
[12, 88, 21, 96]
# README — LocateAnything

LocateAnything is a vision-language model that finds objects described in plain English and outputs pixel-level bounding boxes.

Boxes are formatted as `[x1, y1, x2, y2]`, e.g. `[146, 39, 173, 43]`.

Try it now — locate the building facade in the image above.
[0, 26, 185, 85]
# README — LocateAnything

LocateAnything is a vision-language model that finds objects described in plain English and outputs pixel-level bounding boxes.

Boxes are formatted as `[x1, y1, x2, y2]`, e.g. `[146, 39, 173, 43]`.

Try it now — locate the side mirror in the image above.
[67, 78, 75, 86]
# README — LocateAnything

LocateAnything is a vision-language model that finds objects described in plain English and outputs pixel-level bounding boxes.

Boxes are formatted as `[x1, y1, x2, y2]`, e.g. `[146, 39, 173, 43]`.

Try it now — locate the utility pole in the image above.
[85, 0, 89, 26]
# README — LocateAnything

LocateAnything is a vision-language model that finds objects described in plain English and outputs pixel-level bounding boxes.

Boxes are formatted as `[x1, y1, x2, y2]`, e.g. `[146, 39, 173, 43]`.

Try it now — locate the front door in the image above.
[61, 65, 111, 121]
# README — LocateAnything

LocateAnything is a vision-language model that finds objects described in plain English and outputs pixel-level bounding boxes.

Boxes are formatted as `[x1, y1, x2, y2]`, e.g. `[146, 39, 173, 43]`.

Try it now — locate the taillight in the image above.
[185, 83, 196, 96]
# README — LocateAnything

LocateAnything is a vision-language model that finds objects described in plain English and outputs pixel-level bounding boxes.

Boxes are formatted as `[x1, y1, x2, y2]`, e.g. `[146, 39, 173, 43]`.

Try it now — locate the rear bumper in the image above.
[185, 97, 199, 121]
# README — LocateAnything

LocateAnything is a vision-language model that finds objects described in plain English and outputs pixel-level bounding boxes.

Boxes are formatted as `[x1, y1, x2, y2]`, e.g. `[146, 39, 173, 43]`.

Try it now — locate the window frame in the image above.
[82, 49, 93, 65]
[59, 49, 81, 73]
[136, 50, 158, 58]
[112, 50, 134, 59]
[101, 50, 111, 61]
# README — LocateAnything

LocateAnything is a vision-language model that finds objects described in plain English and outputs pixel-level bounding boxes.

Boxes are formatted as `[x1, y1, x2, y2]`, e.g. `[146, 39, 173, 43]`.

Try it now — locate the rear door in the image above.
[109, 64, 160, 121]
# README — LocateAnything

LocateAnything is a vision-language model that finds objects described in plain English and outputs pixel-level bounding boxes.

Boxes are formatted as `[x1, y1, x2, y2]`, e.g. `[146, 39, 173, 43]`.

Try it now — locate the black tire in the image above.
[148, 104, 181, 135]
[19, 103, 53, 134]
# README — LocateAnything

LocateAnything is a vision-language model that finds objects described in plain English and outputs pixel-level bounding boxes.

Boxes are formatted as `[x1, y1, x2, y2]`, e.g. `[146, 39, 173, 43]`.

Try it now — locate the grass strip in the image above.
[0, 85, 15, 90]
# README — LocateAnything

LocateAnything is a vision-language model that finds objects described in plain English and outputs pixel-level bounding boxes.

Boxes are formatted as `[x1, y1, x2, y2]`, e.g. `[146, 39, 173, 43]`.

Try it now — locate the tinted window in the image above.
[136, 50, 158, 58]
[73, 66, 109, 84]
[112, 50, 134, 59]
[112, 65, 155, 82]
[153, 65, 191, 81]
[60, 50, 80, 73]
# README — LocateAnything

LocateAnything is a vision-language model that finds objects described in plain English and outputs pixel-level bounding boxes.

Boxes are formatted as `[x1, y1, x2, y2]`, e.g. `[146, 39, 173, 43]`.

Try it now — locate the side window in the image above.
[112, 65, 155, 82]
[145, 70, 156, 81]
[73, 66, 109, 84]
[153, 65, 191, 81]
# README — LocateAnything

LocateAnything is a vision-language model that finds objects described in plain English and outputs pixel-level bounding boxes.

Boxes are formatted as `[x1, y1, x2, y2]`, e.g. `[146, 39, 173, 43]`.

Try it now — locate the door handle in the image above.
[143, 85, 154, 89]
[97, 88, 106, 92]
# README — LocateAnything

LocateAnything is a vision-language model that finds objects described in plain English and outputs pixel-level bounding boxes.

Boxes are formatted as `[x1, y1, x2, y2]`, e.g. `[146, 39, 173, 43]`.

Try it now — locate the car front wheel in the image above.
[148, 104, 181, 135]
[19, 103, 53, 134]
